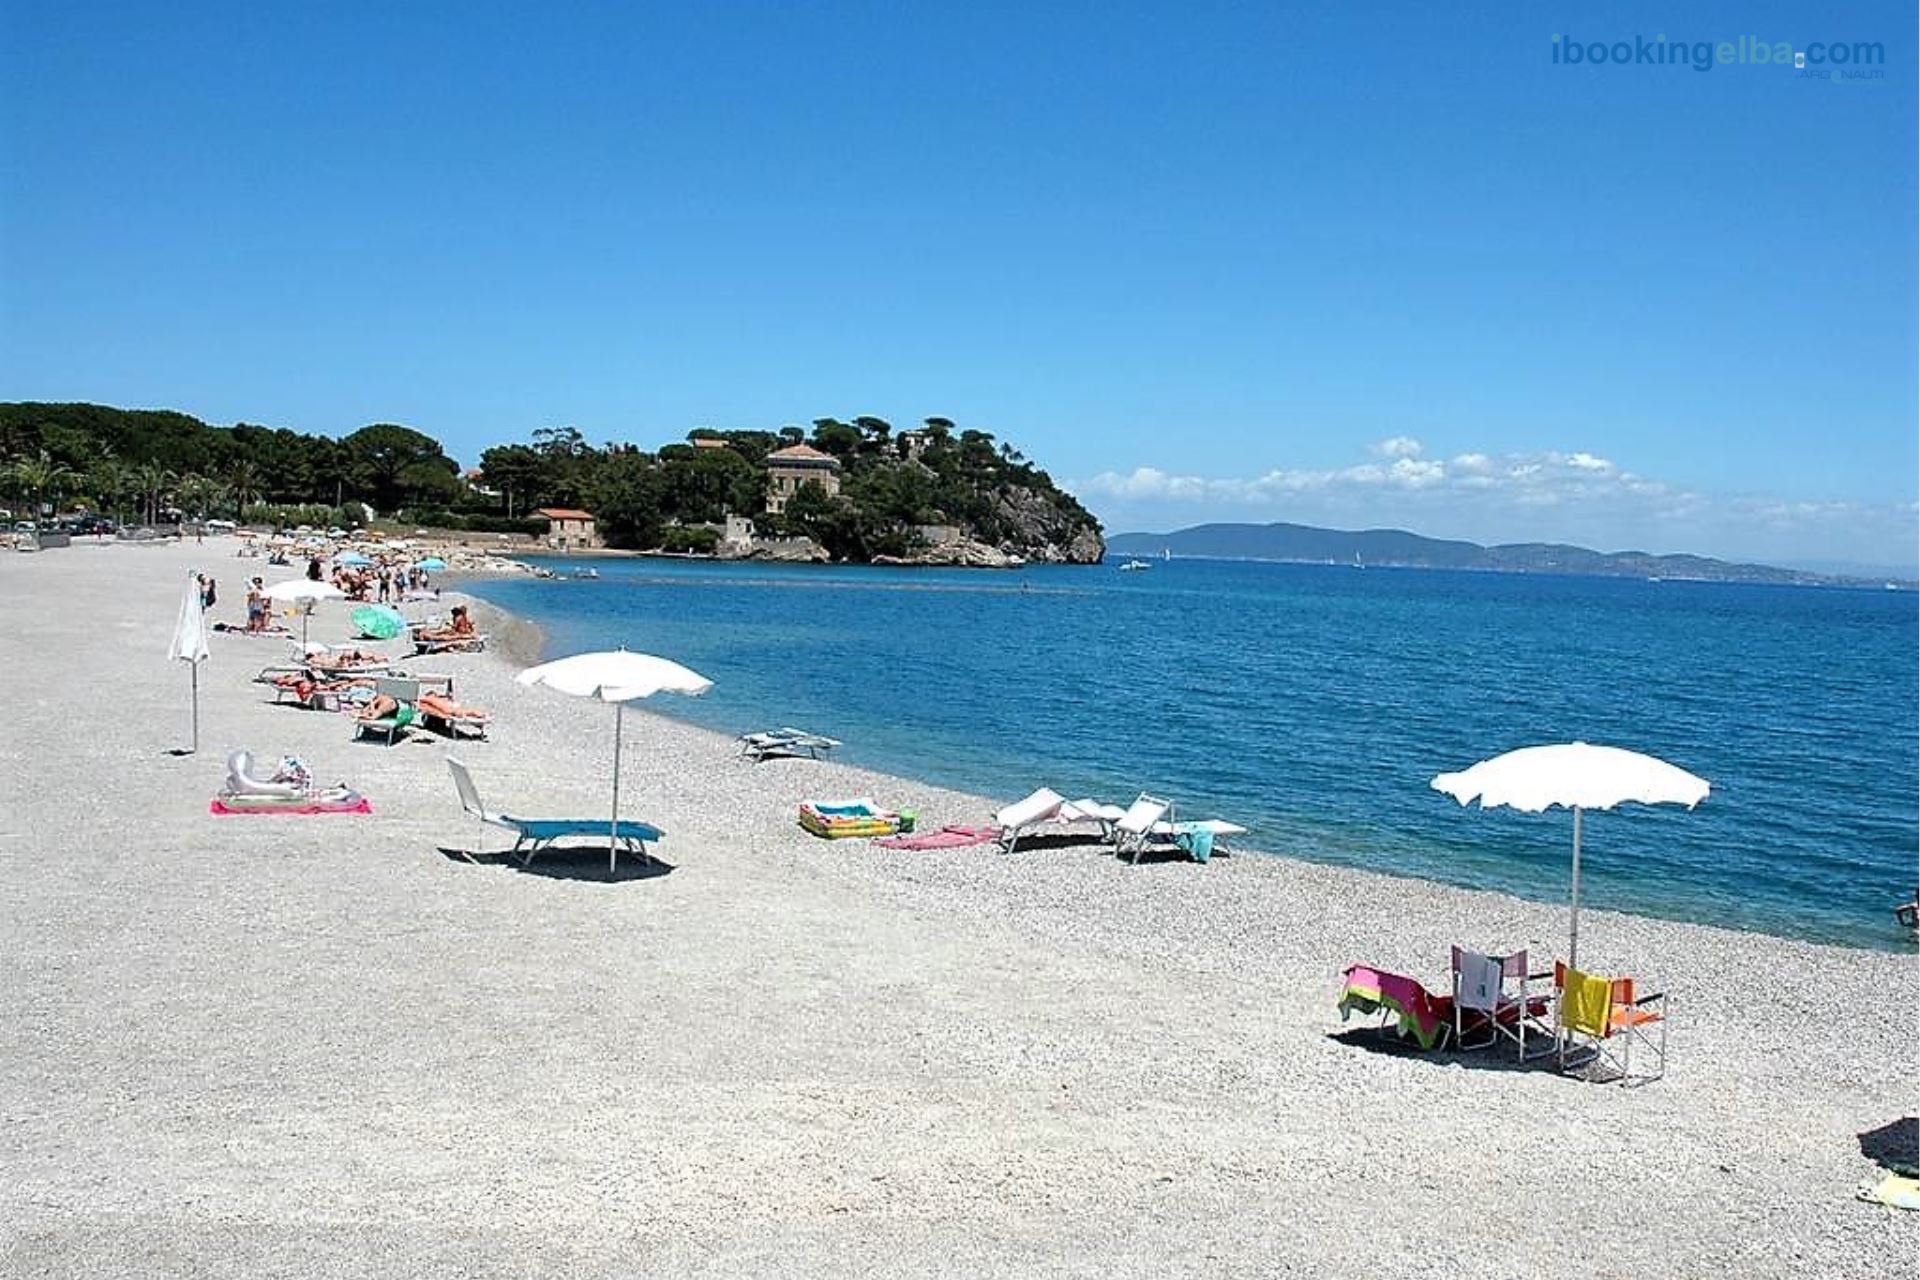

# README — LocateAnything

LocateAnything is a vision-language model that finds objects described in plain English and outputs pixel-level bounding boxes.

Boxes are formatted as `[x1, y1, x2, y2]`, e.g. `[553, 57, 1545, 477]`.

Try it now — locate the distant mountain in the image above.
[1106, 522, 1914, 589]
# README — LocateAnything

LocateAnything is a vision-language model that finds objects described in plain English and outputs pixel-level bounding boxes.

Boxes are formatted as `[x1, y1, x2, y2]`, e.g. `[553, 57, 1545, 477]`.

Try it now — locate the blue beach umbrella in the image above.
[416, 556, 447, 571]
[336, 551, 373, 567]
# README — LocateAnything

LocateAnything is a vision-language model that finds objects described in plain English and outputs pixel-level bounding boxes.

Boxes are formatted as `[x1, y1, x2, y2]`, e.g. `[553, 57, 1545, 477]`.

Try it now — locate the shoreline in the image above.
[2, 538, 1912, 1276]
[454, 573, 1914, 956]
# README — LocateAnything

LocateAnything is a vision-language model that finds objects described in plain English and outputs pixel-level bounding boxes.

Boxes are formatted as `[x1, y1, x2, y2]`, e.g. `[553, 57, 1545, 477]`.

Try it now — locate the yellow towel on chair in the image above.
[1560, 967, 1613, 1037]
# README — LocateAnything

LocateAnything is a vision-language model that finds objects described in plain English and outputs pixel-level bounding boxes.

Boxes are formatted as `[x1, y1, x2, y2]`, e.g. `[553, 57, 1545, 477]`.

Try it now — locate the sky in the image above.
[3, 1, 1915, 569]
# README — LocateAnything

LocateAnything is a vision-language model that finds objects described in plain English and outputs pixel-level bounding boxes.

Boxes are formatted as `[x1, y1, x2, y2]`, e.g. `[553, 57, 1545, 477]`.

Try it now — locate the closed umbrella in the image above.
[168, 570, 210, 752]
[1432, 742, 1709, 969]
[515, 649, 713, 875]
[264, 578, 346, 646]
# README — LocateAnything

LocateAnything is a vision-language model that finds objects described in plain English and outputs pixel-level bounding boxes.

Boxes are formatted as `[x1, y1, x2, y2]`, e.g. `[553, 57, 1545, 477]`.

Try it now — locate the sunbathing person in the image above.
[355, 692, 416, 728]
[417, 691, 489, 724]
[307, 648, 390, 673]
[416, 605, 476, 643]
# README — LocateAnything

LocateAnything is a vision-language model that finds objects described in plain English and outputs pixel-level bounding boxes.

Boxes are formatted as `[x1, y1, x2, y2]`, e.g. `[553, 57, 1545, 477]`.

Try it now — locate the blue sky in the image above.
[3, 1, 1914, 567]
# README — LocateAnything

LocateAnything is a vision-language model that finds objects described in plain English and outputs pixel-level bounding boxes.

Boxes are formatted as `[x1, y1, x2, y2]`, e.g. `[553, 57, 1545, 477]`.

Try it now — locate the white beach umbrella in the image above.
[1432, 742, 1709, 969]
[168, 570, 210, 753]
[515, 649, 714, 875]
[264, 578, 346, 645]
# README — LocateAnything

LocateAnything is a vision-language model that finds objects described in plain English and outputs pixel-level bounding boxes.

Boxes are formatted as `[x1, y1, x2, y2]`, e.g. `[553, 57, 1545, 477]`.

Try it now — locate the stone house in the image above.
[536, 507, 600, 550]
[763, 444, 843, 514]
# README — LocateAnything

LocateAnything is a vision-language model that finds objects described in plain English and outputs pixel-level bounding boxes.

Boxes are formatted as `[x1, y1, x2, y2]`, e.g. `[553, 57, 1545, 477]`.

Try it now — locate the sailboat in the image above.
[1161, 547, 1171, 562]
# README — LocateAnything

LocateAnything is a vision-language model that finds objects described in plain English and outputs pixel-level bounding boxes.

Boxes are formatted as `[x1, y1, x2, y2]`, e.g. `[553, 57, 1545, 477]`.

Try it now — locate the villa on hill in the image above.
[763, 443, 842, 513]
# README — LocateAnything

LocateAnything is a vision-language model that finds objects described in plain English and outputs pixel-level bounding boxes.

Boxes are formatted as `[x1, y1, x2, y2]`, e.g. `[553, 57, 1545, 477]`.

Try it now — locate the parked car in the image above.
[59, 514, 117, 536]
[14, 521, 37, 534]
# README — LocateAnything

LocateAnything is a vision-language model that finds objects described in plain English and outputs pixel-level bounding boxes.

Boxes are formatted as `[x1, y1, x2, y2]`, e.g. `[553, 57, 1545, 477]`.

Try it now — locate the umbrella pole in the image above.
[1569, 805, 1583, 971]
[190, 662, 200, 755]
[610, 701, 623, 877]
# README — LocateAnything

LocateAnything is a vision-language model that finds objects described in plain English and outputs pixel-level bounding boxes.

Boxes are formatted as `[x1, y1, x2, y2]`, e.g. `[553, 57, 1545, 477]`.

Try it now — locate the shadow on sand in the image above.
[437, 845, 675, 884]
[1325, 1026, 1573, 1078]
[1858, 1117, 1919, 1173]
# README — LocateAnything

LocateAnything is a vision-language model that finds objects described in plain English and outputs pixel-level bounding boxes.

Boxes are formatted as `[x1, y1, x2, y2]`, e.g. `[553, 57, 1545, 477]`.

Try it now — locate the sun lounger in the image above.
[447, 758, 663, 867]
[353, 676, 422, 745]
[738, 727, 841, 761]
[1111, 794, 1173, 863]
[414, 633, 487, 655]
[418, 691, 490, 740]
[993, 788, 1067, 853]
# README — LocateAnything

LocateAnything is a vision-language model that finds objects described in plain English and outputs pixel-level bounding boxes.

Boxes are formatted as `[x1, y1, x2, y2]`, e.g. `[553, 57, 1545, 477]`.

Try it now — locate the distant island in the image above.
[1107, 521, 1914, 589]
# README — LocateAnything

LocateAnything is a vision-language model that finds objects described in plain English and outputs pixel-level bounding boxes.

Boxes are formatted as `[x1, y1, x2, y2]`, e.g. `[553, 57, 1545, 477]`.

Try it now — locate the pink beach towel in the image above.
[209, 797, 374, 816]
[874, 824, 1001, 850]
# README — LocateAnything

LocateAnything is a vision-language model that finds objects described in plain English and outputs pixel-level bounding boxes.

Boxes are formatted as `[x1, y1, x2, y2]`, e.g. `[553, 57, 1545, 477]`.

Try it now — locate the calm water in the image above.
[465, 557, 1918, 950]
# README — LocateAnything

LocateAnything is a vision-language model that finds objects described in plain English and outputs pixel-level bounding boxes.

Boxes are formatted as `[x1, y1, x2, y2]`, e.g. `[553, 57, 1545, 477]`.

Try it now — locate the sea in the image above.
[462, 556, 1919, 951]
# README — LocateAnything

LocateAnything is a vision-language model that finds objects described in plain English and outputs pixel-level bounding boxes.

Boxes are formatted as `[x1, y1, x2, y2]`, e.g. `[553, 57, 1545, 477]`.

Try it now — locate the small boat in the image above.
[1119, 559, 1151, 571]
[571, 567, 600, 579]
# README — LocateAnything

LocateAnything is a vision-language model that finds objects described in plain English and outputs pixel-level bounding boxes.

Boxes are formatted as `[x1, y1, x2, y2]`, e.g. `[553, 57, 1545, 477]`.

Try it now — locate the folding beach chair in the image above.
[1556, 962, 1668, 1085]
[1450, 946, 1554, 1060]
[447, 758, 664, 867]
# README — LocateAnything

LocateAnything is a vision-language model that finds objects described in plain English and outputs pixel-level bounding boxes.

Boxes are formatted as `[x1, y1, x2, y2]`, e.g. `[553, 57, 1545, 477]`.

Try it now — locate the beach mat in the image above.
[875, 824, 1000, 850]
[210, 796, 373, 816]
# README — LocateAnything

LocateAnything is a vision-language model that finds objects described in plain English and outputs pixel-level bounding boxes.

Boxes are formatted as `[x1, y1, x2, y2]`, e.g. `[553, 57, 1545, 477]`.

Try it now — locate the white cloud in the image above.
[1369, 435, 1424, 459]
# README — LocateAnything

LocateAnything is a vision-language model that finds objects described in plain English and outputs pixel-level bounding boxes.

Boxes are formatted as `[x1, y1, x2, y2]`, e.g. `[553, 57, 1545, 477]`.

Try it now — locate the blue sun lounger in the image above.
[447, 758, 663, 867]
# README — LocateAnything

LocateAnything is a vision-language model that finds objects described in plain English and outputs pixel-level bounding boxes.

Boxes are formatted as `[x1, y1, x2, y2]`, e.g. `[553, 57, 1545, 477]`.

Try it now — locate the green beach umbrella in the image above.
[351, 605, 406, 640]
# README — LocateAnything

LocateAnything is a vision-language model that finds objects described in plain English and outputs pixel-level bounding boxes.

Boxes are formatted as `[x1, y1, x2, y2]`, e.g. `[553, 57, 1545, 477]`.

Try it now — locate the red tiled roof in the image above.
[765, 444, 841, 466]
[536, 508, 594, 520]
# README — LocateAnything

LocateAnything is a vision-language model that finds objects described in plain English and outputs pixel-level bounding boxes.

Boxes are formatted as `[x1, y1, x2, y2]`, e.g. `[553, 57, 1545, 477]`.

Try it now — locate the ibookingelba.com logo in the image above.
[1551, 33, 1885, 75]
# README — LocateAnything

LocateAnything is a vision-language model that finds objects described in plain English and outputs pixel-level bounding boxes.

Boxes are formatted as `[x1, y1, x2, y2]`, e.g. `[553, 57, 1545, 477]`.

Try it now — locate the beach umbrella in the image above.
[264, 578, 346, 646]
[168, 570, 210, 753]
[1432, 742, 1709, 970]
[350, 604, 406, 640]
[515, 649, 714, 875]
[335, 551, 373, 567]
[416, 556, 447, 571]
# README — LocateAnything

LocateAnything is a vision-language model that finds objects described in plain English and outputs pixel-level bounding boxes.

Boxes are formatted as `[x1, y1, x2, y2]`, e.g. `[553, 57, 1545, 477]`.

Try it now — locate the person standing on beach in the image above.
[199, 575, 217, 611]
[306, 555, 323, 582]
[245, 577, 267, 632]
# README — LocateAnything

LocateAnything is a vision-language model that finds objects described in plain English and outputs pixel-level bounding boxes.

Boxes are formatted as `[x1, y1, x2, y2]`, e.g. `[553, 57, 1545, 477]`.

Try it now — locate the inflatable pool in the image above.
[799, 798, 904, 840]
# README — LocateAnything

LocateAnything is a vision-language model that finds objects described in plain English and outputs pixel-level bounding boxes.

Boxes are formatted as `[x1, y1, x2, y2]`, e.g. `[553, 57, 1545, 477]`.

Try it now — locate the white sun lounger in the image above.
[738, 727, 841, 761]
[993, 789, 1116, 853]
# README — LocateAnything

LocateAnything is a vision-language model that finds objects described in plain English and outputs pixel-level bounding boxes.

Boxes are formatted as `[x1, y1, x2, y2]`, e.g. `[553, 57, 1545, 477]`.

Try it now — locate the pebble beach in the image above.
[2, 537, 1914, 1277]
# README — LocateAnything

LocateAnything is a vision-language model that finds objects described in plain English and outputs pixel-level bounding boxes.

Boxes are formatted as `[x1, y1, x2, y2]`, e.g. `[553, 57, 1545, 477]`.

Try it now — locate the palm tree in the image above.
[9, 450, 75, 518]
[87, 461, 137, 524]
[134, 462, 177, 525]
[176, 473, 230, 521]
[226, 459, 261, 519]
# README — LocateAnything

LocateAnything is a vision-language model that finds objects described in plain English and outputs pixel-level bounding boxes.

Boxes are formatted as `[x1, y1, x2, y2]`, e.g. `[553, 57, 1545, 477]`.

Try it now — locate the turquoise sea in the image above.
[464, 557, 1919, 950]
